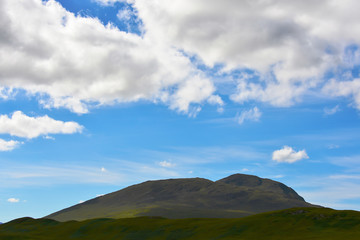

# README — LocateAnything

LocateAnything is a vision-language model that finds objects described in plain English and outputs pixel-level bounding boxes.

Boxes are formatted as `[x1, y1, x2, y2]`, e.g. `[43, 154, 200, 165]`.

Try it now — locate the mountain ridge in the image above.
[46, 173, 318, 221]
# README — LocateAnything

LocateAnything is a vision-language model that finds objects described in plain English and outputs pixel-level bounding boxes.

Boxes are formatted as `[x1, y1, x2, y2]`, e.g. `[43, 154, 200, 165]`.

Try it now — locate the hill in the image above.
[1, 208, 360, 239]
[46, 173, 317, 221]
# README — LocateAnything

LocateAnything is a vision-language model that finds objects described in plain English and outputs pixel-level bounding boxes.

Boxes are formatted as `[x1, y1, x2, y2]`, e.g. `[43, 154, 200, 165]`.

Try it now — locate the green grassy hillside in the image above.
[1, 207, 360, 240]
[46, 174, 316, 221]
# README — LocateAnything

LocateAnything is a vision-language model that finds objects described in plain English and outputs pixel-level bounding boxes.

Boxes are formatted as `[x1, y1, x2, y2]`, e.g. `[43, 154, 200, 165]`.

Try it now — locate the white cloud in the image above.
[101, 167, 107, 172]
[324, 105, 340, 115]
[272, 146, 309, 163]
[158, 161, 175, 168]
[0, 111, 83, 139]
[230, 76, 310, 107]
[7, 198, 20, 203]
[79, 200, 85, 204]
[129, 0, 360, 107]
[207, 95, 224, 106]
[0, 139, 22, 151]
[323, 79, 360, 110]
[208, 95, 224, 113]
[2, 0, 360, 114]
[93, 0, 123, 6]
[0, 0, 218, 115]
[170, 76, 216, 113]
[43, 135, 55, 140]
[237, 107, 262, 124]
[117, 7, 132, 21]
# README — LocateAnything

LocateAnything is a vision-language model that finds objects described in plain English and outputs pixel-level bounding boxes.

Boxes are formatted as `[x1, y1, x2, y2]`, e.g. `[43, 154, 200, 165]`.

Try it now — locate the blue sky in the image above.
[1, 0, 360, 222]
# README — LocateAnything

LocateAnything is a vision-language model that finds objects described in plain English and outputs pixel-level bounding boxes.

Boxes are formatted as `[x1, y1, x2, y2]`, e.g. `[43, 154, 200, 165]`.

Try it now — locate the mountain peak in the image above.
[217, 173, 264, 187]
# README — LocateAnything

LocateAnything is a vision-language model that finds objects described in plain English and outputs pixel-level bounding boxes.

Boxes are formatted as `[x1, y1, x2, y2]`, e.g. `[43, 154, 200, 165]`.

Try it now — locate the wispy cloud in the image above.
[329, 174, 360, 180]
[0, 164, 124, 188]
[298, 176, 360, 210]
[93, 0, 120, 6]
[0, 157, 185, 188]
[324, 105, 340, 115]
[158, 161, 176, 168]
[7, 198, 20, 203]
[328, 155, 360, 172]
[143, 146, 267, 165]
[237, 107, 262, 125]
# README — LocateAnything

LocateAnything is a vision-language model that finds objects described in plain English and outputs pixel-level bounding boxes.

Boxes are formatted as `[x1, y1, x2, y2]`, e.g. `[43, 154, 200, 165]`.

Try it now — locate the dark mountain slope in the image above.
[46, 174, 317, 221]
[2, 208, 360, 240]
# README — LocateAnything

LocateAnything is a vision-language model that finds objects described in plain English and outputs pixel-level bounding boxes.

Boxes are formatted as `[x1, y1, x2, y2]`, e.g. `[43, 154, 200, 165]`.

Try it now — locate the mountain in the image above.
[2, 208, 360, 239]
[46, 174, 317, 221]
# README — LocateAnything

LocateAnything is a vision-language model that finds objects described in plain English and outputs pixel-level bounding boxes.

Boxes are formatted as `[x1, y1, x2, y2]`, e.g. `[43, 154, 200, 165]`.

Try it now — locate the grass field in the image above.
[1, 207, 360, 239]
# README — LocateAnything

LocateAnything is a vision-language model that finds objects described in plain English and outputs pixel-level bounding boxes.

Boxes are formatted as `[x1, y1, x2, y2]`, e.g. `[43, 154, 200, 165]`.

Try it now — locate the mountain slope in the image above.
[2, 208, 360, 240]
[46, 174, 317, 221]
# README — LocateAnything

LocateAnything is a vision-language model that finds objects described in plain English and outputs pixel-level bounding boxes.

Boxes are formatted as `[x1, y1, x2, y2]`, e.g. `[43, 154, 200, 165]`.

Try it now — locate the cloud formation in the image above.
[0, 111, 83, 139]
[93, 0, 120, 6]
[0, 0, 220, 114]
[128, 0, 360, 108]
[324, 105, 340, 115]
[158, 161, 176, 168]
[2, 0, 360, 115]
[0, 139, 21, 151]
[237, 107, 262, 125]
[272, 146, 309, 163]
[7, 198, 20, 203]
[323, 79, 360, 109]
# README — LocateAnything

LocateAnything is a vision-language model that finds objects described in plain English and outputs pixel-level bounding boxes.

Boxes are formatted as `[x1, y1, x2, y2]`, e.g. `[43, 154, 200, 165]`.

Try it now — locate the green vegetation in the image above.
[46, 174, 316, 221]
[1, 207, 360, 239]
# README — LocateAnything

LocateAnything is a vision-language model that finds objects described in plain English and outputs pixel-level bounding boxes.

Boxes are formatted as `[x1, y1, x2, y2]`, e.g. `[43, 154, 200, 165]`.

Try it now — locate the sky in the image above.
[1, 0, 360, 223]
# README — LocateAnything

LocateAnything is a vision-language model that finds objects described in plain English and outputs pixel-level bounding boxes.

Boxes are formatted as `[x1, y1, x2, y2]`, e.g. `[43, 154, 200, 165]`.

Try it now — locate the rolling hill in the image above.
[46, 173, 317, 221]
[1, 208, 360, 240]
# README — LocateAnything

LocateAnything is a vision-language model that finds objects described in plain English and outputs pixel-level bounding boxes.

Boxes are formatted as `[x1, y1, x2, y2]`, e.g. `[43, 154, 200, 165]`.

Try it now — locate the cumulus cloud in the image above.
[169, 76, 217, 113]
[2, 0, 360, 114]
[0, 139, 22, 151]
[0, 0, 219, 115]
[7, 198, 20, 203]
[128, 0, 360, 107]
[237, 107, 262, 125]
[0, 111, 83, 139]
[272, 146, 309, 163]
